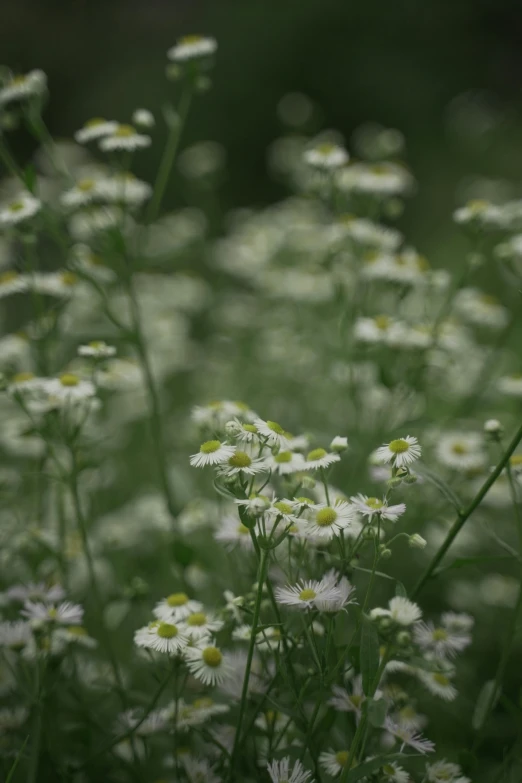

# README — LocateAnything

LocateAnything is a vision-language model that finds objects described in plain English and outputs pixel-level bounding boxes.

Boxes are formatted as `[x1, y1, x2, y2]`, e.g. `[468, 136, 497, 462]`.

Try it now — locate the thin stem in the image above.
[228, 546, 269, 779]
[412, 419, 522, 598]
[146, 86, 193, 223]
[27, 657, 44, 783]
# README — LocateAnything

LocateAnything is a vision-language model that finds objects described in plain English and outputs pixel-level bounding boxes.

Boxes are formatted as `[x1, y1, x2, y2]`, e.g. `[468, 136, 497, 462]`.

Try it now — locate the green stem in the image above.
[27, 658, 44, 783]
[146, 86, 193, 223]
[228, 546, 269, 778]
[412, 419, 522, 598]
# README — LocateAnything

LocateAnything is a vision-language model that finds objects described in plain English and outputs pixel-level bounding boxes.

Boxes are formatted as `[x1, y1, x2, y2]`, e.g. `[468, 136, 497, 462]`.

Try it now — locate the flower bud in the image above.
[484, 419, 503, 437]
[408, 533, 427, 550]
[395, 630, 411, 646]
[379, 547, 392, 560]
[330, 436, 348, 453]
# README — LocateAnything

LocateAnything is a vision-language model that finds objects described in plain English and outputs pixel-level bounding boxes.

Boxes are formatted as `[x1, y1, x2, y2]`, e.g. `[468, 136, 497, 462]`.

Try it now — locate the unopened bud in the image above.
[330, 436, 348, 453]
[484, 419, 503, 437]
[396, 630, 411, 646]
[408, 533, 427, 550]
[379, 547, 392, 560]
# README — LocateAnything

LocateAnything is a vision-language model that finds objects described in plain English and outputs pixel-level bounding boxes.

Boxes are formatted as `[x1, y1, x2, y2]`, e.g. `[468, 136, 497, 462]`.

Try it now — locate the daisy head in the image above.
[252, 417, 291, 449]
[319, 749, 352, 776]
[264, 450, 306, 475]
[350, 494, 406, 522]
[183, 640, 232, 686]
[217, 449, 267, 477]
[303, 448, 341, 471]
[153, 593, 203, 622]
[303, 500, 356, 541]
[384, 716, 435, 754]
[134, 620, 189, 655]
[189, 440, 235, 468]
[375, 435, 421, 468]
[183, 610, 223, 641]
[275, 578, 341, 612]
[98, 124, 151, 152]
[167, 35, 218, 63]
[267, 757, 313, 783]
[388, 596, 422, 626]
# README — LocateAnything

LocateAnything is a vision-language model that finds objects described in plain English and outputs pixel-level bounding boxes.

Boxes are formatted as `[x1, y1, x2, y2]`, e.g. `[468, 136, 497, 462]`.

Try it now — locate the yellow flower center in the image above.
[432, 628, 448, 642]
[307, 448, 327, 462]
[298, 588, 316, 601]
[389, 438, 409, 454]
[166, 593, 188, 607]
[13, 371, 34, 383]
[0, 270, 18, 283]
[267, 420, 285, 435]
[68, 625, 88, 637]
[243, 424, 257, 433]
[229, 451, 252, 468]
[86, 117, 107, 128]
[8, 201, 25, 212]
[451, 443, 468, 455]
[60, 271, 78, 286]
[59, 373, 80, 387]
[274, 501, 293, 515]
[187, 612, 207, 627]
[180, 34, 204, 44]
[315, 507, 337, 527]
[114, 124, 136, 138]
[335, 751, 349, 766]
[365, 497, 384, 509]
[193, 697, 213, 709]
[374, 315, 391, 330]
[316, 142, 336, 154]
[157, 622, 178, 639]
[433, 673, 450, 686]
[275, 451, 292, 463]
[77, 178, 95, 192]
[200, 440, 221, 454]
[11, 75, 28, 86]
[202, 646, 222, 667]
[468, 199, 489, 212]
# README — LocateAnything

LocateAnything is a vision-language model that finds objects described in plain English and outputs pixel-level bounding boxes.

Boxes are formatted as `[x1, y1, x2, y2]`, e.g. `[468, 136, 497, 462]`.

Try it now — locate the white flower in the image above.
[266, 499, 301, 525]
[235, 494, 271, 516]
[267, 757, 313, 783]
[134, 621, 189, 655]
[383, 717, 435, 753]
[99, 124, 151, 152]
[330, 435, 348, 452]
[454, 287, 509, 330]
[153, 592, 204, 622]
[0, 70, 46, 106]
[426, 760, 470, 783]
[43, 374, 96, 404]
[0, 194, 41, 226]
[453, 199, 507, 228]
[252, 417, 291, 449]
[183, 641, 232, 686]
[303, 500, 356, 540]
[375, 435, 421, 467]
[319, 749, 351, 776]
[435, 432, 486, 472]
[371, 596, 421, 626]
[61, 177, 104, 208]
[0, 621, 32, 651]
[132, 108, 155, 128]
[183, 610, 223, 641]
[214, 514, 254, 551]
[78, 341, 117, 359]
[497, 373, 522, 397]
[414, 620, 472, 658]
[0, 706, 30, 731]
[354, 314, 397, 344]
[225, 418, 261, 444]
[275, 578, 341, 611]
[217, 449, 267, 477]
[350, 494, 406, 522]
[321, 569, 356, 611]
[6, 582, 65, 603]
[189, 440, 235, 467]
[181, 756, 222, 783]
[381, 762, 410, 783]
[21, 600, 84, 626]
[74, 118, 119, 143]
[328, 677, 365, 719]
[263, 450, 306, 475]
[98, 173, 152, 206]
[337, 162, 413, 196]
[303, 448, 341, 471]
[417, 669, 458, 701]
[168, 35, 217, 62]
[0, 270, 27, 298]
[441, 612, 474, 634]
[304, 142, 349, 170]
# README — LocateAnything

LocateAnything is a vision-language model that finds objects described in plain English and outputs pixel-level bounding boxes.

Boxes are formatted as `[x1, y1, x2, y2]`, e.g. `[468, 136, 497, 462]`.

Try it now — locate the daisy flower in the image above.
[252, 417, 291, 449]
[132, 108, 155, 128]
[267, 757, 313, 783]
[330, 435, 348, 452]
[182, 756, 221, 783]
[351, 494, 406, 522]
[303, 500, 356, 540]
[263, 450, 306, 475]
[375, 435, 421, 467]
[319, 749, 351, 776]
[303, 448, 341, 471]
[441, 611, 474, 634]
[414, 620, 472, 658]
[42, 374, 96, 404]
[266, 499, 301, 525]
[498, 372, 522, 397]
[183, 610, 223, 641]
[417, 669, 457, 701]
[0, 70, 46, 106]
[321, 570, 356, 611]
[214, 514, 255, 551]
[225, 417, 261, 444]
[384, 717, 435, 753]
[74, 118, 119, 143]
[78, 341, 117, 359]
[435, 432, 485, 472]
[328, 678, 365, 720]
[0, 194, 41, 226]
[304, 141, 349, 170]
[235, 494, 271, 516]
[189, 440, 235, 468]
[426, 760, 471, 783]
[99, 124, 151, 152]
[134, 621, 189, 655]
[388, 596, 422, 626]
[183, 640, 232, 686]
[153, 593, 203, 622]
[167, 35, 218, 63]
[217, 449, 267, 477]
[0, 621, 32, 651]
[22, 600, 84, 626]
[381, 762, 410, 783]
[6, 582, 65, 604]
[275, 578, 341, 611]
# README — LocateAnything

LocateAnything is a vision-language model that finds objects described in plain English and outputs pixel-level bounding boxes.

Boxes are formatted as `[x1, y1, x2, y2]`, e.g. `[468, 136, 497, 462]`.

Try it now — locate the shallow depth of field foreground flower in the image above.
[0, 28, 522, 783]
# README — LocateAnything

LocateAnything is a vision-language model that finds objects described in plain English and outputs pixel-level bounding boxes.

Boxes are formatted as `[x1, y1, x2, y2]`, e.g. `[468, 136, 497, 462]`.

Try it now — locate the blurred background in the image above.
[2, 0, 522, 267]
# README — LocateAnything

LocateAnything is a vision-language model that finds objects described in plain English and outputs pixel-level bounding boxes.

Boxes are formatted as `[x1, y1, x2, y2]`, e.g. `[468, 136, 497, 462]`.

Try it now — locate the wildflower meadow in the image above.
[0, 25, 522, 783]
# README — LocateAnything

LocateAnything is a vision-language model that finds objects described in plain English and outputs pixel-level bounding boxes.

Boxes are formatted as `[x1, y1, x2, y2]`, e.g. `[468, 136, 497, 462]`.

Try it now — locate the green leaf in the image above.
[347, 752, 417, 782]
[360, 616, 380, 695]
[23, 164, 37, 194]
[212, 479, 236, 501]
[367, 696, 387, 727]
[473, 679, 499, 730]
